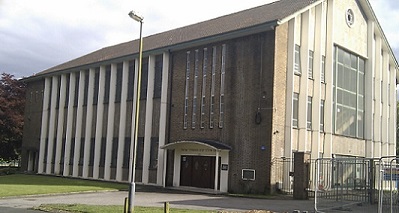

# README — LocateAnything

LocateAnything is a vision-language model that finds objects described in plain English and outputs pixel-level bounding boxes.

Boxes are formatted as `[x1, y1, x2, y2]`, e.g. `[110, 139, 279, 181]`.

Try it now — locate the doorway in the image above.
[180, 155, 215, 189]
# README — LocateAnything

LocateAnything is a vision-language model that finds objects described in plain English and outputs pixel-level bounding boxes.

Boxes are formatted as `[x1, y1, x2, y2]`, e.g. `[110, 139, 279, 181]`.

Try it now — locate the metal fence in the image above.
[314, 157, 373, 212]
[377, 156, 399, 213]
[272, 156, 399, 212]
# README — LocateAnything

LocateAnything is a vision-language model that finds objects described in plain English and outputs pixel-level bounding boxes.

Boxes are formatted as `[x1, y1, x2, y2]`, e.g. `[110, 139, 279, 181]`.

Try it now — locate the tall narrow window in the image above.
[308, 50, 314, 79]
[293, 93, 299, 128]
[192, 50, 199, 129]
[307, 96, 312, 130]
[184, 51, 190, 129]
[321, 55, 326, 83]
[200, 48, 208, 129]
[320, 100, 325, 132]
[294, 44, 301, 74]
[219, 44, 226, 128]
[333, 47, 365, 138]
[210, 46, 216, 128]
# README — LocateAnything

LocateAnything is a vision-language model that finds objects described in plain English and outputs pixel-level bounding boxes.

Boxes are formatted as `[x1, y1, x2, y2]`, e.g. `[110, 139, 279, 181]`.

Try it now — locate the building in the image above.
[21, 0, 398, 194]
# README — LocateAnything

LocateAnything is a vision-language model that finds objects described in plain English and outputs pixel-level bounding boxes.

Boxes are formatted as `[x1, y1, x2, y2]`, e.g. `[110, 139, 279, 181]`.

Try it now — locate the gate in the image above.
[377, 156, 399, 213]
[314, 157, 373, 212]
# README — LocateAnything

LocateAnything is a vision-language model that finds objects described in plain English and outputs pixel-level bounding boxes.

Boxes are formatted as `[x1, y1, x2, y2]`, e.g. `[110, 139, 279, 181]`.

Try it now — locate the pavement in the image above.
[0, 185, 378, 213]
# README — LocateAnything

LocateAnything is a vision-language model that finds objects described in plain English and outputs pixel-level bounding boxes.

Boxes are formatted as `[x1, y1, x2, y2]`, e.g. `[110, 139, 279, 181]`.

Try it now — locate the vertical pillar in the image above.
[293, 152, 310, 200]
[46, 76, 59, 174]
[64, 72, 76, 176]
[54, 74, 67, 175]
[381, 51, 389, 156]
[323, 0, 334, 158]
[104, 64, 117, 180]
[129, 59, 139, 182]
[93, 66, 106, 179]
[284, 17, 296, 191]
[389, 66, 397, 156]
[297, 10, 310, 151]
[365, 21, 375, 158]
[73, 71, 86, 177]
[373, 36, 382, 158]
[284, 18, 296, 159]
[116, 61, 130, 181]
[142, 55, 155, 184]
[157, 52, 170, 185]
[82, 68, 95, 178]
[311, 3, 324, 160]
[214, 150, 220, 192]
[38, 77, 51, 173]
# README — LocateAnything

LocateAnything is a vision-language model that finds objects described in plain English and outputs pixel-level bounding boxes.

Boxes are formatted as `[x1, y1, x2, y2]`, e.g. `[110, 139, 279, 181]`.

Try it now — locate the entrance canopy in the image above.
[161, 140, 232, 151]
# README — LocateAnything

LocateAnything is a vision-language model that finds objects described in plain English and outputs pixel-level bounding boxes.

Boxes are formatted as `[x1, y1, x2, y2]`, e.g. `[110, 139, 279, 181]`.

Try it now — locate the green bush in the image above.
[0, 167, 19, 176]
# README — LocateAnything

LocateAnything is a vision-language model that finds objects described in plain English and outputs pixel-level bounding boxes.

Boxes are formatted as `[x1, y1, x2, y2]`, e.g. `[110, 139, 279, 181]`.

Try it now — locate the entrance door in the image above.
[180, 156, 215, 189]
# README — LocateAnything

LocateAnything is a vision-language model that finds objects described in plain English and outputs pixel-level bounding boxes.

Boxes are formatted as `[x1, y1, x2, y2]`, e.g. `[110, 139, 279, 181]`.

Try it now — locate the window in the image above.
[153, 55, 163, 98]
[150, 137, 159, 169]
[210, 46, 217, 128]
[219, 44, 226, 128]
[242, 169, 256, 181]
[320, 100, 325, 132]
[184, 51, 190, 129]
[127, 60, 135, 101]
[200, 48, 208, 129]
[93, 68, 100, 105]
[333, 47, 365, 138]
[293, 93, 299, 128]
[307, 96, 312, 130]
[104, 65, 111, 104]
[115, 63, 123, 102]
[321, 55, 326, 83]
[140, 58, 149, 100]
[308, 50, 314, 79]
[192, 50, 199, 128]
[294, 44, 301, 74]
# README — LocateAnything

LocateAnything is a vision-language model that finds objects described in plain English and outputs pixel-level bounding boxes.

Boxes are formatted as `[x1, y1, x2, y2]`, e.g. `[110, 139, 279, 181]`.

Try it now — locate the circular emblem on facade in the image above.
[346, 9, 355, 27]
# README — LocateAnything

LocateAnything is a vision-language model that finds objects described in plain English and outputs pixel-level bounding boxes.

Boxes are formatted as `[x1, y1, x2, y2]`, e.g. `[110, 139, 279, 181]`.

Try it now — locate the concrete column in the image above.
[63, 72, 76, 176]
[54, 74, 67, 175]
[104, 64, 117, 180]
[373, 36, 382, 158]
[129, 59, 139, 183]
[82, 68, 96, 178]
[389, 66, 397, 156]
[73, 71, 86, 177]
[323, 0, 334, 158]
[214, 150, 220, 192]
[46, 76, 59, 174]
[284, 18, 295, 155]
[157, 52, 170, 185]
[142, 55, 155, 184]
[381, 51, 389, 156]
[365, 21, 375, 158]
[297, 10, 310, 152]
[116, 61, 130, 181]
[93, 66, 106, 179]
[38, 77, 51, 173]
[283, 17, 296, 190]
[310, 3, 324, 160]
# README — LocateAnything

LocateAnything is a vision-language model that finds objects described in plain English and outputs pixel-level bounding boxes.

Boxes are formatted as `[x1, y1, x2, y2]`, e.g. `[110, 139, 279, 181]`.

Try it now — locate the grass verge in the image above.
[34, 204, 213, 213]
[0, 174, 128, 197]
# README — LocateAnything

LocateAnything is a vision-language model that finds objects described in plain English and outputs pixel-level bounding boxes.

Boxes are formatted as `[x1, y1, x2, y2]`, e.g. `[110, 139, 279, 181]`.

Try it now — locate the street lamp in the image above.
[127, 10, 143, 213]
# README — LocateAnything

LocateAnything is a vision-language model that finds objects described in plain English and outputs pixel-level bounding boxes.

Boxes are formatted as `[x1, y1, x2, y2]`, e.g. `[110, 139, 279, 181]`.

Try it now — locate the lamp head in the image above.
[128, 11, 143, 22]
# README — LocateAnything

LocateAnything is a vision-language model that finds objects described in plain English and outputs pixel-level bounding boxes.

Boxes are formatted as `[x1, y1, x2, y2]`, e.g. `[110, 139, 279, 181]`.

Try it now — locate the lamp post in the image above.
[127, 10, 143, 213]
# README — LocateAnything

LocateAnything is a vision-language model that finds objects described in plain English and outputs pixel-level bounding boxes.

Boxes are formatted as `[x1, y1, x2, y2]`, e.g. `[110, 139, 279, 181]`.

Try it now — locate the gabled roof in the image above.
[34, 0, 317, 77]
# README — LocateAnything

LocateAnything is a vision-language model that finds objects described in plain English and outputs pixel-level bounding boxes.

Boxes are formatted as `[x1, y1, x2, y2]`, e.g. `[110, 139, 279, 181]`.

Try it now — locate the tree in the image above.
[0, 73, 26, 161]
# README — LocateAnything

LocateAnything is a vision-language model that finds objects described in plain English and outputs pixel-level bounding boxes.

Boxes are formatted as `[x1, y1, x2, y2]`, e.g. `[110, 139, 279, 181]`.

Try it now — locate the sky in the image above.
[0, 0, 398, 78]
